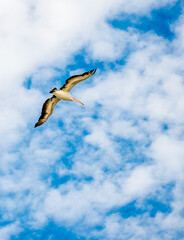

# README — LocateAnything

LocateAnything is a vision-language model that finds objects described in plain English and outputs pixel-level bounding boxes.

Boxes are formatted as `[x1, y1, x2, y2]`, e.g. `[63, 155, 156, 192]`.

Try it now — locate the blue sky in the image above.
[0, 0, 184, 239]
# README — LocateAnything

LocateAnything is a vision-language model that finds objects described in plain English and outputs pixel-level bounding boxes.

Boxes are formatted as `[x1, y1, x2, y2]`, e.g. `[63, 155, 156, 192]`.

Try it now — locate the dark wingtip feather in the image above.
[34, 122, 39, 128]
[90, 68, 97, 75]
[34, 120, 44, 128]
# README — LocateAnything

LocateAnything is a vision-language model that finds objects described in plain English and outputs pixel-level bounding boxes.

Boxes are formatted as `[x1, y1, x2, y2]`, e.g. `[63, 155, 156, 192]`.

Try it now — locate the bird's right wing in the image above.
[34, 96, 60, 128]
[60, 69, 96, 92]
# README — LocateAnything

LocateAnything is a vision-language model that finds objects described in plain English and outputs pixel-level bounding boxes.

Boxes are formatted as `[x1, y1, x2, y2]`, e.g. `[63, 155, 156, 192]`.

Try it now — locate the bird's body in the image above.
[34, 69, 96, 128]
[51, 89, 73, 101]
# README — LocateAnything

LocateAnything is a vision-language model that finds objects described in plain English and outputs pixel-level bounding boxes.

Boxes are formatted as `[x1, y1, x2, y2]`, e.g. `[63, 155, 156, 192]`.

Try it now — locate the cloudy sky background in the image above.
[0, 0, 184, 239]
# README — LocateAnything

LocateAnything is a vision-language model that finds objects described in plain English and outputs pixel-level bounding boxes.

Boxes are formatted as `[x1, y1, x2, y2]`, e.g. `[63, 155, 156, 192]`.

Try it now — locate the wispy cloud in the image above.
[0, 0, 184, 239]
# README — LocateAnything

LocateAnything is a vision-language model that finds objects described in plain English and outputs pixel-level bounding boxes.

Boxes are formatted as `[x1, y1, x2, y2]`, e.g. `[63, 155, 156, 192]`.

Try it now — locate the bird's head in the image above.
[49, 87, 57, 93]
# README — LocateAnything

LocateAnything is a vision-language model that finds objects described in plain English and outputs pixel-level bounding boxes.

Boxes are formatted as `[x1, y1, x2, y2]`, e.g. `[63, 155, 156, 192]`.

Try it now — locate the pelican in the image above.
[34, 69, 97, 128]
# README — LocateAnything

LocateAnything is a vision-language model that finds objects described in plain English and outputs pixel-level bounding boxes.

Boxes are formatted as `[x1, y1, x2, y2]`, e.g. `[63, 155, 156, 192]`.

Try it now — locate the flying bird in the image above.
[34, 69, 97, 128]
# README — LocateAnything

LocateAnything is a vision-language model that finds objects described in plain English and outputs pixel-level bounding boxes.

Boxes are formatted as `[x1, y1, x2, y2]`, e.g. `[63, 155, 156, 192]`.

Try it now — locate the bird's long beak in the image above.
[72, 96, 84, 105]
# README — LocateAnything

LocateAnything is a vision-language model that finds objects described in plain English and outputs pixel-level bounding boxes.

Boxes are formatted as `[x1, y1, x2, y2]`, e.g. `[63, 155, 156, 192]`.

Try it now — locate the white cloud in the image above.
[0, 222, 22, 240]
[0, 0, 184, 239]
[88, 24, 129, 61]
[148, 135, 184, 179]
[119, 0, 177, 15]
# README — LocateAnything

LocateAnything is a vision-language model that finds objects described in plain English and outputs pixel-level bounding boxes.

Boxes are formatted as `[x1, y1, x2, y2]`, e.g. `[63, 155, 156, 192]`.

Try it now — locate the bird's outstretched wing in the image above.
[60, 69, 97, 92]
[34, 96, 60, 128]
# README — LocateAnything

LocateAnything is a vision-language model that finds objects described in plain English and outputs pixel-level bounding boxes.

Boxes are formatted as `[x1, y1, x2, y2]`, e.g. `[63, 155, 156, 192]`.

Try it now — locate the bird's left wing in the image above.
[34, 96, 60, 128]
[60, 69, 96, 92]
